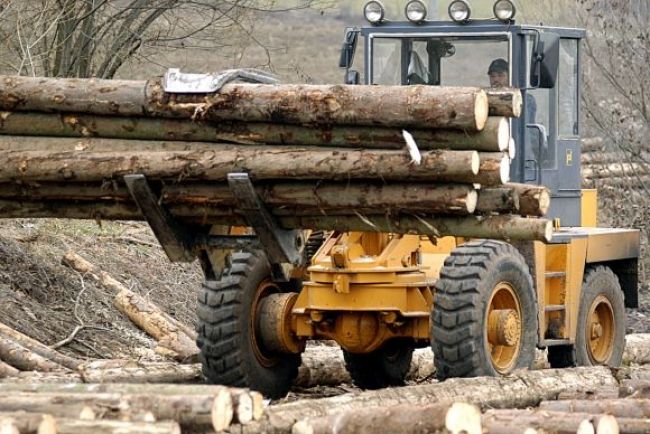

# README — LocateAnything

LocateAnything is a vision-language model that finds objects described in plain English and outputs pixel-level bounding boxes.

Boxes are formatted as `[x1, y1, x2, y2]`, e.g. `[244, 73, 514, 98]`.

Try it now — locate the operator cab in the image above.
[340, 0, 586, 226]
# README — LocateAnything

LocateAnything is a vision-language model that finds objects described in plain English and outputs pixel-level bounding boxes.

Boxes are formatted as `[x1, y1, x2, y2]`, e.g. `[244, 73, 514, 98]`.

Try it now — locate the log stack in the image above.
[0, 75, 553, 241]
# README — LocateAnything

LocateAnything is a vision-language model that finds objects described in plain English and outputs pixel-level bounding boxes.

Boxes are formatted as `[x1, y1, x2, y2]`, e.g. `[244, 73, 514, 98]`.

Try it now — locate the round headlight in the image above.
[493, 0, 516, 22]
[364, 1, 385, 24]
[448, 0, 471, 23]
[405, 1, 427, 23]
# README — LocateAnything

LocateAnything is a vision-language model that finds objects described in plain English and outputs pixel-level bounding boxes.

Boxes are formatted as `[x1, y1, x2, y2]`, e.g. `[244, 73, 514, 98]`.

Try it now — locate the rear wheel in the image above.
[343, 340, 414, 389]
[431, 240, 538, 379]
[548, 266, 625, 368]
[197, 250, 300, 398]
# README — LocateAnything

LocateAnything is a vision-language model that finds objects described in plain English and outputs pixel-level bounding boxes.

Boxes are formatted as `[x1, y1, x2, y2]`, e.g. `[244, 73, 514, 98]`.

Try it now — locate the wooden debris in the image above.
[481, 409, 628, 434]
[0, 362, 19, 379]
[0, 322, 81, 370]
[540, 398, 650, 418]
[0, 335, 66, 372]
[623, 334, 650, 365]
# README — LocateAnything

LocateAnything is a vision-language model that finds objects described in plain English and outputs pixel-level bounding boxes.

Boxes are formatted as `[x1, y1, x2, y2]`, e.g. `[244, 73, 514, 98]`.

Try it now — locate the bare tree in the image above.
[0, 0, 326, 78]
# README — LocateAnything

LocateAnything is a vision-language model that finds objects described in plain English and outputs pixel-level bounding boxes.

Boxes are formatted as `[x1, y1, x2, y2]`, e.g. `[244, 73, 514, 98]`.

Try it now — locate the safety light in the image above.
[405, 1, 428, 23]
[448, 0, 471, 23]
[493, 0, 516, 22]
[364, 1, 386, 24]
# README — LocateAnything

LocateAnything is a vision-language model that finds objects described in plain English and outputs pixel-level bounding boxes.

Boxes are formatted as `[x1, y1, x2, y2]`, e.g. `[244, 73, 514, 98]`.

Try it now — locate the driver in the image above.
[488, 58, 537, 124]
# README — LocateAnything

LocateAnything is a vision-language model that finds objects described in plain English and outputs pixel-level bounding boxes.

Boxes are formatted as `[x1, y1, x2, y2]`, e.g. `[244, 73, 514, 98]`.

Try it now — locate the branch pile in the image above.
[0, 75, 553, 241]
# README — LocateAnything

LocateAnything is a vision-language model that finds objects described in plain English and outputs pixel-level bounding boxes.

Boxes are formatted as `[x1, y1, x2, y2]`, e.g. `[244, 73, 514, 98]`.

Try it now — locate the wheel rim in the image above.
[586, 294, 615, 364]
[251, 279, 281, 368]
[486, 282, 523, 374]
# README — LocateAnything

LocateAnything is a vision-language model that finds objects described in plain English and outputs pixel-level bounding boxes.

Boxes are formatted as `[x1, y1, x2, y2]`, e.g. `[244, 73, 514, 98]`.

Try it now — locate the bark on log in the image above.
[0, 76, 490, 130]
[475, 152, 510, 186]
[539, 399, 650, 418]
[61, 252, 199, 360]
[0, 148, 482, 184]
[0, 391, 233, 431]
[292, 402, 482, 434]
[619, 379, 650, 398]
[0, 182, 480, 216]
[0, 335, 66, 372]
[0, 201, 553, 242]
[582, 163, 648, 179]
[0, 322, 81, 370]
[623, 333, 650, 365]
[295, 346, 434, 388]
[0, 371, 83, 384]
[475, 187, 520, 214]
[0, 115, 510, 152]
[504, 183, 551, 217]
[0, 383, 262, 424]
[0, 362, 18, 378]
[77, 362, 203, 383]
[242, 367, 618, 434]
[50, 419, 182, 434]
[0, 412, 54, 434]
[485, 88, 522, 118]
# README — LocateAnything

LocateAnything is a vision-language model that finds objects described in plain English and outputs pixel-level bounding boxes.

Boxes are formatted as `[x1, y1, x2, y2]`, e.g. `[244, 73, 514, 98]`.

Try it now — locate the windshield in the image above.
[371, 36, 510, 87]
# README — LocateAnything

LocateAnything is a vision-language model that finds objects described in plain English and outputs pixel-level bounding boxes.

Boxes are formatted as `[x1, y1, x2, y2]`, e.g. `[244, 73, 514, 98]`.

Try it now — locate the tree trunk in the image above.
[292, 402, 482, 434]
[0, 76, 490, 130]
[295, 346, 434, 388]
[539, 399, 650, 418]
[77, 362, 203, 384]
[0, 412, 55, 434]
[0, 383, 262, 424]
[485, 88, 522, 118]
[0, 391, 233, 432]
[0, 115, 510, 152]
[475, 187, 520, 214]
[623, 333, 650, 365]
[482, 409, 648, 434]
[241, 367, 618, 433]
[0, 182, 480, 216]
[49, 419, 181, 434]
[61, 252, 198, 360]
[0, 322, 81, 370]
[475, 152, 510, 186]
[504, 183, 551, 217]
[0, 148, 482, 184]
[0, 335, 66, 372]
[0, 362, 19, 378]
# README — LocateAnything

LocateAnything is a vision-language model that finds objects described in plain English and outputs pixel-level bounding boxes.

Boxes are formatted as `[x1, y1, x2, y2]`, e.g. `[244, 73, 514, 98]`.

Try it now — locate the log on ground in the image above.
[0, 362, 18, 378]
[0, 412, 54, 434]
[48, 419, 181, 434]
[539, 399, 650, 418]
[292, 402, 482, 434]
[482, 409, 647, 434]
[0, 371, 82, 384]
[485, 88, 522, 118]
[0, 76, 489, 130]
[0, 148, 482, 184]
[0, 115, 511, 152]
[61, 252, 198, 359]
[0, 391, 233, 431]
[77, 361, 203, 383]
[242, 367, 618, 433]
[623, 333, 650, 365]
[0, 322, 81, 370]
[0, 334, 66, 372]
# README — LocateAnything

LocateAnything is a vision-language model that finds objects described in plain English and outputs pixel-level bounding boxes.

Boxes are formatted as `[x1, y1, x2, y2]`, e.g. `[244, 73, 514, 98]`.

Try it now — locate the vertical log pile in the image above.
[0, 75, 553, 241]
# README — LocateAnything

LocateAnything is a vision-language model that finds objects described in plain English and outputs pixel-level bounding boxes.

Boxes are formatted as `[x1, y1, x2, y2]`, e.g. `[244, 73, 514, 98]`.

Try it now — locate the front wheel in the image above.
[431, 240, 538, 379]
[343, 340, 414, 389]
[196, 251, 300, 398]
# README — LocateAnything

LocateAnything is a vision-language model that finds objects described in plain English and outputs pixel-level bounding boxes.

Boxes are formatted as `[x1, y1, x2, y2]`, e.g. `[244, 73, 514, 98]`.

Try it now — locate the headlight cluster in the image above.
[362, 0, 517, 25]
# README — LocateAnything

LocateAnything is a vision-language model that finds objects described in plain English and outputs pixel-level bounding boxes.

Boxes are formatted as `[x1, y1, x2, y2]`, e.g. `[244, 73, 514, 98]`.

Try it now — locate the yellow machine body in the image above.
[287, 189, 640, 353]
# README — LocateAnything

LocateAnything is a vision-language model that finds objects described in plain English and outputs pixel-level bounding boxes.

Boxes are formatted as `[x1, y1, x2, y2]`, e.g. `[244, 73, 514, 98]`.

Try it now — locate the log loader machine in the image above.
[196, 0, 641, 397]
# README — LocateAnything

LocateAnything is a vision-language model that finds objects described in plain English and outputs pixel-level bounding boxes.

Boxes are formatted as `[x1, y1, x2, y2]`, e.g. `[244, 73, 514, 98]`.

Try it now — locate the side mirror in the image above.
[530, 32, 560, 89]
[339, 27, 359, 69]
[345, 70, 360, 85]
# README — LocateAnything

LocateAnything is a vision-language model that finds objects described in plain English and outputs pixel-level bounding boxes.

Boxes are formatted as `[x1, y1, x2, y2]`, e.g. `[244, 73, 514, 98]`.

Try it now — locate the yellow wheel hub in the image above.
[586, 295, 615, 364]
[486, 282, 522, 374]
[251, 280, 282, 368]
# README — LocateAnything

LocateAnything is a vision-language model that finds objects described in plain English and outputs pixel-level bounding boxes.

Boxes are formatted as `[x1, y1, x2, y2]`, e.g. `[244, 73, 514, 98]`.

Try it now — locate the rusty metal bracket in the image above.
[196, 234, 261, 250]
[124, 174, 196, 263]
[227, 172, 304, 281]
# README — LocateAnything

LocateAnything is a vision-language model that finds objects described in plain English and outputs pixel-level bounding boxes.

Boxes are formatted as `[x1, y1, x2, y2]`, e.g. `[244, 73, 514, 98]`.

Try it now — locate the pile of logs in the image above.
[581, 138, 649, 190]
[0, 75, 553, 241]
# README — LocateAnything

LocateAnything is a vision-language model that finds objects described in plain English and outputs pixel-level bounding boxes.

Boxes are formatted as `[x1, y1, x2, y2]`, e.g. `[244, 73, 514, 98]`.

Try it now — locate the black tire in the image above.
[343, 340, 414, 389]
[196, 250, 300, 398]
[550, 266, 625, 368]
[547, 344, 576, 368]
[431, 240, 538, 379]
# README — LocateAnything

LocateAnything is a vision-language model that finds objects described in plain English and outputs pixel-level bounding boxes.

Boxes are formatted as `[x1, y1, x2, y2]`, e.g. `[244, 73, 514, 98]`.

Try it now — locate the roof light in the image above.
[405, 1, 428, 23]
[448, 0, 471, 24]
[493, 0, 516, 22]
[364, 1, 385, 24]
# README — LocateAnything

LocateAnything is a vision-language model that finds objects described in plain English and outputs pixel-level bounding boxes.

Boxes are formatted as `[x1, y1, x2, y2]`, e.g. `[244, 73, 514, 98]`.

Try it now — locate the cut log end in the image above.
[500, 154, 511, 184]
[508, 138, 516, 160]
[0, 419, 18, 434]
[446, 403, 482, 434]
[497, 117, 510, 152]
[466, 190, 478, 214]
[474, 90, 489, 132]
[210, 387, 234, 432]
[542, 220, 554, 242]
[471, 151, 480, 175]
[37, 415, 57, 434]
[577, 420, 596, 434]
[596, 415, 619, 434]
